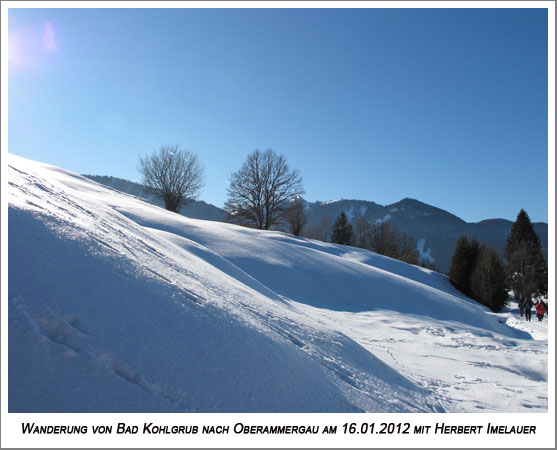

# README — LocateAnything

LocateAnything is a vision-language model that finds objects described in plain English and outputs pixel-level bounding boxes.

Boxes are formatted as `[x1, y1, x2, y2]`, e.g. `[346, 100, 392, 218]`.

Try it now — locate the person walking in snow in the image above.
[535, 301, 545, 322]
[523, 298, 533, 322]
[518, 300, 524, 318]
[541, 300, 548, 318]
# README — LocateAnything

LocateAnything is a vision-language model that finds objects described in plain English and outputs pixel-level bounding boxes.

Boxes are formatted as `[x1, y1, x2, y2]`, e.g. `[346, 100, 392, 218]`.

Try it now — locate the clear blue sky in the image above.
[7, 7, 549, 223]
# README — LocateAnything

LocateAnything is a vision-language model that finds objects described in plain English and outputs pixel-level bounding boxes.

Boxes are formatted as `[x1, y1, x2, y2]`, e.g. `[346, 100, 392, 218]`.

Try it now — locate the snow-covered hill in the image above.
[7, 154, 548, 413]
[75, 177, 549, 273]
[82, 174, 227, 222]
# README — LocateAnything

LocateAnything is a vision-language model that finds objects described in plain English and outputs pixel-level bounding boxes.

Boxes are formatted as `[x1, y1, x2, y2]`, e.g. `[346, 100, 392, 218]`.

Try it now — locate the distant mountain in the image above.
[82, 175, 227, 222]
[303, 198, 548, 273]
[304, 199, 384, 227]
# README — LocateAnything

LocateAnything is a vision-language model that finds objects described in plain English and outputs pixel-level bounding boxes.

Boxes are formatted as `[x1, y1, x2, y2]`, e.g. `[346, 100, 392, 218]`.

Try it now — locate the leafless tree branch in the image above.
[225, 149, 305, 230]
[137, 144, 204, 213]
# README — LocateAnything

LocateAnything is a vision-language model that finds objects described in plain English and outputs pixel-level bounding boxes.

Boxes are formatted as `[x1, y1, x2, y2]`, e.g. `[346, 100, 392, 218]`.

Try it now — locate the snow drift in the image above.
[7, 154, 547, 413]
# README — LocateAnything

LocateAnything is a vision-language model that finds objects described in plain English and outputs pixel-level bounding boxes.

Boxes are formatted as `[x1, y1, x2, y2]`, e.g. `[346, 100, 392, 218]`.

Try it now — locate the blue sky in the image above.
[7, 7, 550, 223]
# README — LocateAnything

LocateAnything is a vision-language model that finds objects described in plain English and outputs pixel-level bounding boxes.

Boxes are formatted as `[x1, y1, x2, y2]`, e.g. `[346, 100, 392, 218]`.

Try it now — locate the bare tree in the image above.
[302, 216, 332, 242]
[284, 197, 307, 236]
[355, 217, 419, 264]
[137, 145, 204, 213]
[225, 149, 305, 230]
[370, 221, 399, 258]
[354, 216, 372, 249]
[397, 233, 419, 265]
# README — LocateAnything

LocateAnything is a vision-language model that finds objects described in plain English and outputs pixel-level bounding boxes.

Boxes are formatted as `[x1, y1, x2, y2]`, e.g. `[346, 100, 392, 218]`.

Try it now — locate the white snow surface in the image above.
[345, 206, 354, 223]
[7, 154, 547, 413]
[374, 214, 392, 224]
[417, 237, 435, 264]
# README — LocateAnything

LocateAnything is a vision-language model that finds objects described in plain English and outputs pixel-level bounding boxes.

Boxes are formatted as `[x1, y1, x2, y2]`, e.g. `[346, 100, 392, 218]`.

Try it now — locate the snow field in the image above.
[7, 154, 548, 413]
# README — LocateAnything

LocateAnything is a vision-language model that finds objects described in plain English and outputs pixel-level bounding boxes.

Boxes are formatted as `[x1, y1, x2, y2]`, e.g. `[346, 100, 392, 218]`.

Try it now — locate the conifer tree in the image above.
[536, 258, 548, 298]
[470, 245, 508, 312]
[449, 235, 480, 296]
[330, 211, 354, 246]
[505, 209, 545, 302]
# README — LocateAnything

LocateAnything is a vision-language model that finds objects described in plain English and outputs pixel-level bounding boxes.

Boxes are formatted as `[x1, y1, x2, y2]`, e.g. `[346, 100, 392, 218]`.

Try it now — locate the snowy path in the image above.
[292, 301, 547, 412]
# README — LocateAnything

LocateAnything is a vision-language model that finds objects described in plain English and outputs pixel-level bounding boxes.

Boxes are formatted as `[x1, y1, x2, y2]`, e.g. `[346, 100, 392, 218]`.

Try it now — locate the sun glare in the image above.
[8, 22, 59, 70]
[8, 32, 25, 66]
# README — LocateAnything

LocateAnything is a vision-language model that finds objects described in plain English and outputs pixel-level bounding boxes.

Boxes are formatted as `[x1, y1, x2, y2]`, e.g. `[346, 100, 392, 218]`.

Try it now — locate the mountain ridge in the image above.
[303, 197, 547, 272]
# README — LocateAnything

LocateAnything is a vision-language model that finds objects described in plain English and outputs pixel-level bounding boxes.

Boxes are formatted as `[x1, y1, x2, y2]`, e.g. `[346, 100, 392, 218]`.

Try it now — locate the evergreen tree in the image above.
[505, 209, 545, 302]
[535, 258, 548, 299]
[470, 245, 509, 312]
[449, 235, 480, 296]
[330, 211, 354, 246]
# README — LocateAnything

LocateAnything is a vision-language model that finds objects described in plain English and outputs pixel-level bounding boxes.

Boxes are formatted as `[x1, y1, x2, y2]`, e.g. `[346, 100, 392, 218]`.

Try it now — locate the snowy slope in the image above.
[7, 154, 548, 413]
[82, 174, 227, 222]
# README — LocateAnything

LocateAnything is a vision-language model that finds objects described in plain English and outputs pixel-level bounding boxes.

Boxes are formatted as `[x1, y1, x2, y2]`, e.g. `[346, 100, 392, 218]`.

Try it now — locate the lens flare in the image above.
[8, 21, 59, 69]
[43, 22, 58, 53]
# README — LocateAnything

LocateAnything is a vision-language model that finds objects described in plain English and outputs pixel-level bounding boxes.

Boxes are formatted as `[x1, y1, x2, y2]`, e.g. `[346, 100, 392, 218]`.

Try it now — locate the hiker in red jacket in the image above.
[535, 301, 546, 322]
